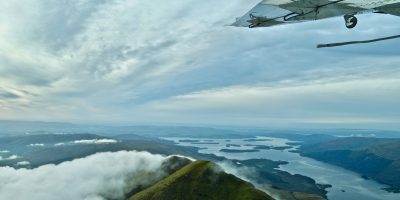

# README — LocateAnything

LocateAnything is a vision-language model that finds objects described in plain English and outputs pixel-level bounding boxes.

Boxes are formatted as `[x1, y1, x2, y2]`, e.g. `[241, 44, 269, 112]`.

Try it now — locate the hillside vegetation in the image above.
[128, 160, 274, 200]
[300, 137, 400, 192]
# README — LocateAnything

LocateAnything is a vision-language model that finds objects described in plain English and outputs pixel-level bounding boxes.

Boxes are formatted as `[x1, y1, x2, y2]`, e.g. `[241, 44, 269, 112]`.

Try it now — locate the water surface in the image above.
[165, 137, 400, 200]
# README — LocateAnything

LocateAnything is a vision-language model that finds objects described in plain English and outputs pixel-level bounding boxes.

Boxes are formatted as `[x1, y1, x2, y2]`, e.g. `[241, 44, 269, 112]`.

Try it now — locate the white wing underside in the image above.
[233, 0, 400, 28]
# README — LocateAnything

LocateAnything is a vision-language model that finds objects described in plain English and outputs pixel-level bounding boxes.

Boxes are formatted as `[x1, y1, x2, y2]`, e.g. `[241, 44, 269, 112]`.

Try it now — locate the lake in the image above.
[165, 136, 400, 200]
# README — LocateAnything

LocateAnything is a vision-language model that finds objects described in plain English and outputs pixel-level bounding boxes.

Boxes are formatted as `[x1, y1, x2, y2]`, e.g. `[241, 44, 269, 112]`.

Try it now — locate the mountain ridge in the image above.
[300, 137, 400, 193]
[128, 160, 274, 200]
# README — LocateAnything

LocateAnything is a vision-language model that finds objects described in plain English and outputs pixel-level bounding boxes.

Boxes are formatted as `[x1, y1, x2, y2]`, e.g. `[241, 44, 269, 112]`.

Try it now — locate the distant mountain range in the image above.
[0, 133, 210, 168]
[2, 120, 400, 138]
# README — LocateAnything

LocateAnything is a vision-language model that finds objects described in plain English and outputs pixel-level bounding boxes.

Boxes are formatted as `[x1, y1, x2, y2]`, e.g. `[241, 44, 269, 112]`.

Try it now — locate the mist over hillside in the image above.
[0, 151, 170, 200]
[0, 150, 278, 200]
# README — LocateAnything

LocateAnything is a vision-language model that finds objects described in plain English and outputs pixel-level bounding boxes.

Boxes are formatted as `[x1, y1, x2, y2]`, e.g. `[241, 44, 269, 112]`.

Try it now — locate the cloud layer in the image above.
[72, 139, 119, 145]
[0, 0, 399, 129]
[0, 155, 20, 161]
[0, 151, 168, 200]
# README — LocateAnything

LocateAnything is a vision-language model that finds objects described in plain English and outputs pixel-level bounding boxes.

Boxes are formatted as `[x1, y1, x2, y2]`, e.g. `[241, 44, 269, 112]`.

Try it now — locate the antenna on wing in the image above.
[317, 34, 400, 48]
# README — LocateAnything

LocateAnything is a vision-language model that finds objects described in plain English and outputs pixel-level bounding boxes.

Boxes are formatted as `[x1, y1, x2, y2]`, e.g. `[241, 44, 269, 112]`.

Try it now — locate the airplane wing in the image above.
[232, 0, 400, 29]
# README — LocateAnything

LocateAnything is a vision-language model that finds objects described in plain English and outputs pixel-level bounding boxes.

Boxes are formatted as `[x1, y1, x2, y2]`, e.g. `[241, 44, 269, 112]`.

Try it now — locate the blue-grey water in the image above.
[165, 137, 399, 200]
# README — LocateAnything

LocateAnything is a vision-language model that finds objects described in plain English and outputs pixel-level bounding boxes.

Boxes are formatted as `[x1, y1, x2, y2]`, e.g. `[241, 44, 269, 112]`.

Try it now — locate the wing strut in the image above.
[317, 34, 400, 48]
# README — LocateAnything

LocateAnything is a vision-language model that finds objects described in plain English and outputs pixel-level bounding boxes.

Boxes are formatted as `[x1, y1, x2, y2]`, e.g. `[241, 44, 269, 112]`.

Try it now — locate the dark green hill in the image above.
[301, 137, 398, 152]
[128, 160, 274, 200]
[300, 137, 400, 192]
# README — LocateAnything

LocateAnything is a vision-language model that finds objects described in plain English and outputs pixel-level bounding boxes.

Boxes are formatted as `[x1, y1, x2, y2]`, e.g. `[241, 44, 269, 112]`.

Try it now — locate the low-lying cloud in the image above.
[53, 139, 119, 147]
[0, 155, 20, 161]
[16, 161, 30, 166]
[0, 151, 170, 200]
[28, 143, 45, 147]
[72, 139, 119, 145]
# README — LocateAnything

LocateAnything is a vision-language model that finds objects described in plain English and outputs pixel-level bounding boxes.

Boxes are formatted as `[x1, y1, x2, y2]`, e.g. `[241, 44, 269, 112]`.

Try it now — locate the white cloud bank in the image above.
[136, 77, 400, 129]
[0, 151, 169, 200]
[53, 139, 119, 147]
[0, 155, 20, 161]
[73, 139, 119, 145]
[28, 143, 45, 147]
[16, 161, 30, 166]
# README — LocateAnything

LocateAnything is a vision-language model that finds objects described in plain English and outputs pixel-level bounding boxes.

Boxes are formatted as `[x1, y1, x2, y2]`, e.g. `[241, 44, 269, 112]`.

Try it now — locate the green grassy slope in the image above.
[128, 160, 274, 200]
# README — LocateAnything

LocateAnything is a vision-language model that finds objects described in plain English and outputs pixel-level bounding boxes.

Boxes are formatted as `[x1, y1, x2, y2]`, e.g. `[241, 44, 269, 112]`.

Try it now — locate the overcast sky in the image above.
[0, 0, 399, 129]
